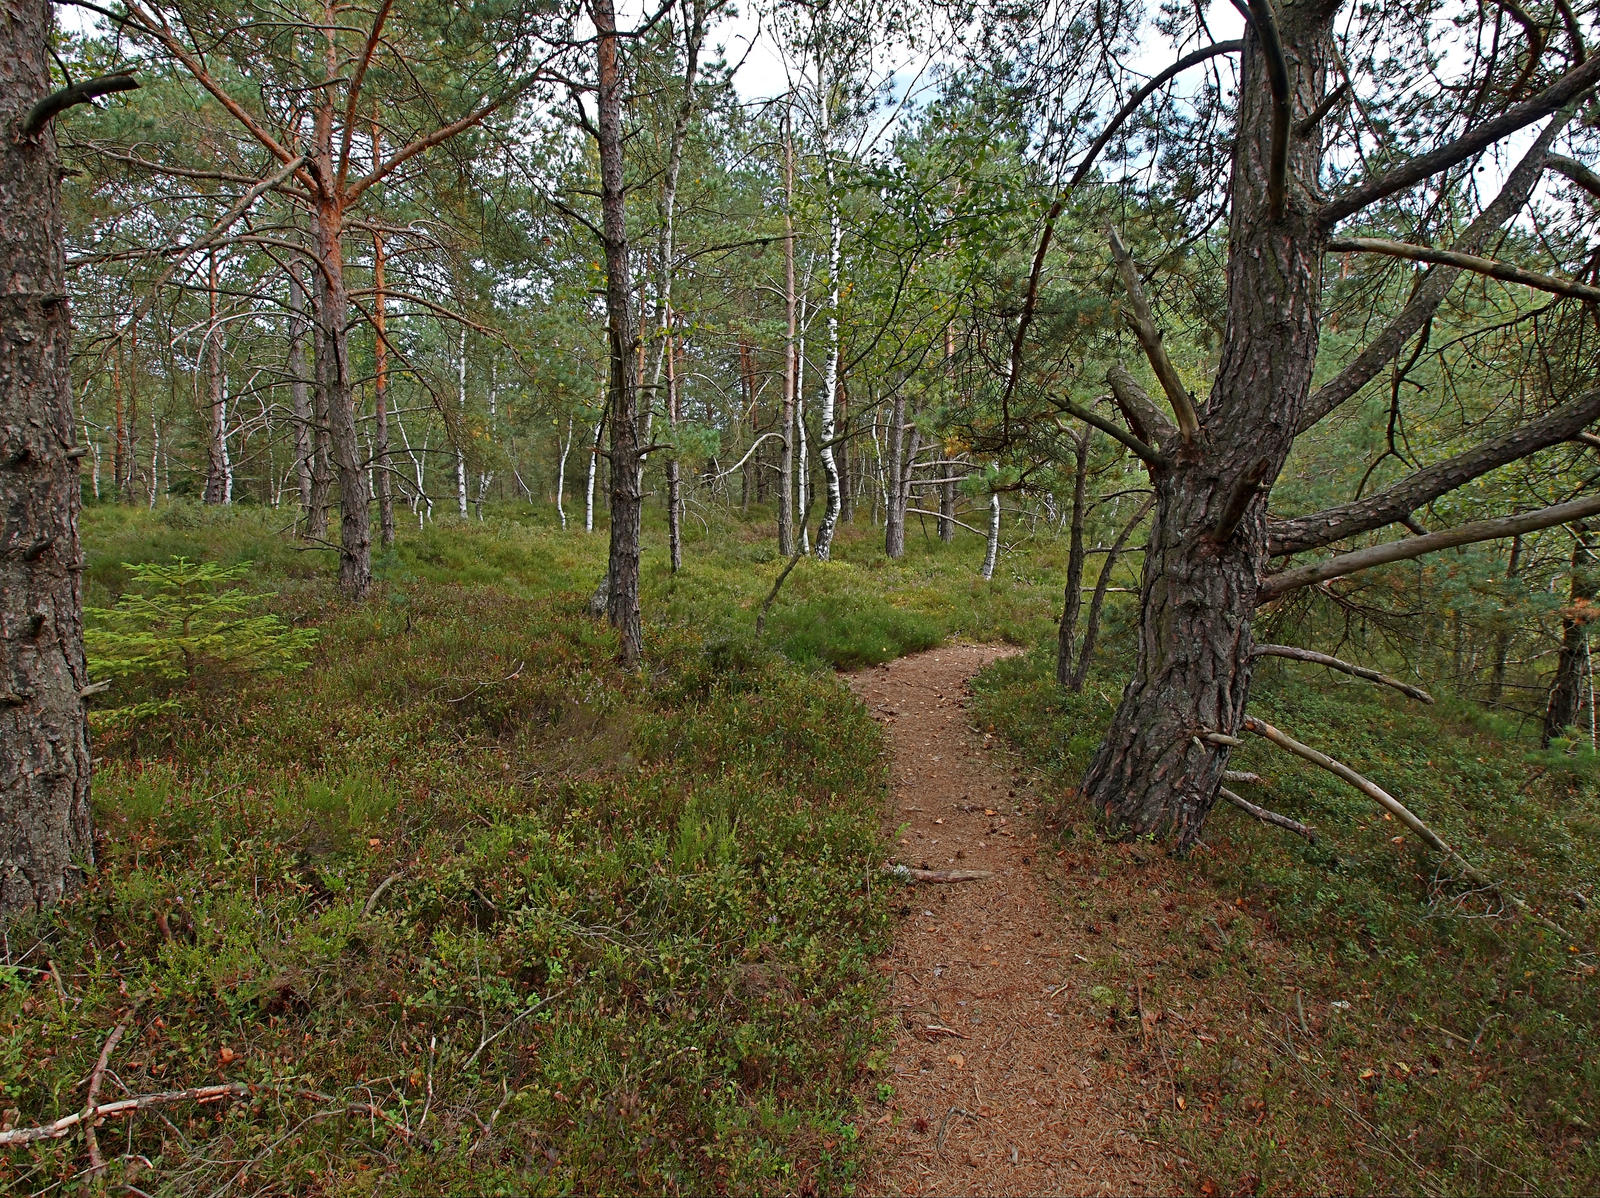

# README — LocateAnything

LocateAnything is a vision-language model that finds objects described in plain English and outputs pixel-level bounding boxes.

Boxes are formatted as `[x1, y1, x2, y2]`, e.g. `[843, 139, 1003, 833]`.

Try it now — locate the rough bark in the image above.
[1, 0, 95, 916]
[1082, 6, 1330, 847]
[595, 0, 642, 666]
[1544, 525, 1595, 746]
[310, 190, 371, 597]
[813, 73, 843, 560]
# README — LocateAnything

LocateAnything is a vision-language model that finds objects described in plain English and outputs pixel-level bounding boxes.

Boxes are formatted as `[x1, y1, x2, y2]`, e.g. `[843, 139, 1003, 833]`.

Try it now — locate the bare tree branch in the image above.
[23, 72, 139, 136]
[1108, 226, 1200, 438]
[1252, 643, 1434, 702]
[1260, 493, 1600, 600]
[1272, 384, 1600, 555]
[1328, 236, 1600, 302]
[1219, 786, 1316, 841]
[1319, 56, 1600, 225]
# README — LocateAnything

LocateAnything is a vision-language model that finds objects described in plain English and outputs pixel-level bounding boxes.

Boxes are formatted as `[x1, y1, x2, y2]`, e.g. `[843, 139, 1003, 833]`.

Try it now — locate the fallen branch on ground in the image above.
[0, 1082, 411, 1148]
[883, 864, 994, 883]
[1243, 716, 1568, 936]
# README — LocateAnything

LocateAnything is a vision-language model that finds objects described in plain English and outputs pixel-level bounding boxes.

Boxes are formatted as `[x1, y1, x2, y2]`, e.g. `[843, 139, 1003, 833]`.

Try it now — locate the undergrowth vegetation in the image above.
[8, 500, 1598, 1194]
[8, 501, 1050, 1196]
[973, 644, 1600, 1195]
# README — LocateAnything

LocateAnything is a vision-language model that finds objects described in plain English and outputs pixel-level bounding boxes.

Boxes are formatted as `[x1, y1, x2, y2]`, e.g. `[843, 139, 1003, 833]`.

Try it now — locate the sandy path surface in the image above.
[849, 644, 1167, 1197]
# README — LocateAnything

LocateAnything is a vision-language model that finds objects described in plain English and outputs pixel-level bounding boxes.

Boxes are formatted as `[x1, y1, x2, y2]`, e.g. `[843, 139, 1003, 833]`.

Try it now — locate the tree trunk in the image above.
[666, 336, 682, 572]
[1056, 425, 1091, 684]
[0, 0, 94, 915]
[556, 415, 572, 529]
[310, 199, 371, 598]
[1544, 524, 1596, 746]
[1082, 8, 1330, 847]
[981, 489, 1001, 580]
[778, 113, 797, 557]
[814, 97, 843, 559]
[288, 264, 315, 529]
[202, 253, 230, 505]
[371, 169, 395, 548]
[1073, 496, 1154, 692]
[596, 0, 642, 667]
[455, 327, 469, 518]
[585, 406, 603, 533]
[1486, 534, 1520, 706]
[885, 388, 907, 559]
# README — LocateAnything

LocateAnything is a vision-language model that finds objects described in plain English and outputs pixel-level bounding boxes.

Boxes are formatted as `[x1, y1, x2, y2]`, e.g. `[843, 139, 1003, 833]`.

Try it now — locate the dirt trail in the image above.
[849, 644, 1167, 1197]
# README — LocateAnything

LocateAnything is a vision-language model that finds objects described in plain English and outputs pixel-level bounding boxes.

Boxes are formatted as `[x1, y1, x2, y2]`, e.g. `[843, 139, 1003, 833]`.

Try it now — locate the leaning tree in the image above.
[1016, 0, 1600, 845]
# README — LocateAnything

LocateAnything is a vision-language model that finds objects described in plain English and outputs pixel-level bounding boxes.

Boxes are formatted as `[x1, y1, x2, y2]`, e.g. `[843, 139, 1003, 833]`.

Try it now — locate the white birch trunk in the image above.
[455, 327, 468, 519]
[981, 489, 1001, 580]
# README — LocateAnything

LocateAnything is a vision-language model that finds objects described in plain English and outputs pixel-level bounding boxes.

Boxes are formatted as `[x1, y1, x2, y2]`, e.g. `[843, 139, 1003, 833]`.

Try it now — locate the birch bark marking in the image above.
[595, 0, 643, 666]
[778, 108, 798, 556]
[1, 0, 95, 915]
[813, 57, 844, 560]
[1082, 5, 1330, 846]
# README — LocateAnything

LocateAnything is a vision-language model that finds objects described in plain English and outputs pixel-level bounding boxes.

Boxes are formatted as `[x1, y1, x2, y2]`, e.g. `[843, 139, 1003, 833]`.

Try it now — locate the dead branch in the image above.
[23, 73, 140, 137]
[884, 865, 994, 883]
[1252, 643, 1434, 702]
[1224, 770, 1263, 785]
[1219, 786, 1316, 842]
[1053, 399, 1167, 469]
[1261, 493, 1600, 600]
[1272, 383, 1600, 556]
[82, 1011, 134, 1177]
[1108, 228, 1200, 439]
[1327, 237, 1600, 303]
[1548, 153, 1600, 199]
[0, 1082, 413, 1149]
[1243, 717, 1568, 936]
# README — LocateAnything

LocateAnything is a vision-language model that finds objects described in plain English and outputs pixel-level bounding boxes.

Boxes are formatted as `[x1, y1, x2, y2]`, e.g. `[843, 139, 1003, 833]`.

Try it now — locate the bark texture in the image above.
[1, 0, 95, 916]
[595, 0, 642, 666]
[1082, 5, 1329, 846]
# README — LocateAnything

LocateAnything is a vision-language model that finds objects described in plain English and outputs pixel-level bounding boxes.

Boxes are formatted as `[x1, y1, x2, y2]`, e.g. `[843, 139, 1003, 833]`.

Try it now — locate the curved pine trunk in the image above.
[1083, 6, 1330, 847]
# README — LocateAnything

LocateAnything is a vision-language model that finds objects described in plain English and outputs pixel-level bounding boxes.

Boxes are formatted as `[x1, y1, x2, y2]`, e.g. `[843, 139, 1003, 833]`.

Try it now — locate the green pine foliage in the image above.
[84, 557, 318, 729]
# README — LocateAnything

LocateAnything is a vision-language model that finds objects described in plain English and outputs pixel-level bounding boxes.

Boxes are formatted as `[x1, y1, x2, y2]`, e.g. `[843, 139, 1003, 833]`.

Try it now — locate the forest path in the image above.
[849, 644, 1167, 1197]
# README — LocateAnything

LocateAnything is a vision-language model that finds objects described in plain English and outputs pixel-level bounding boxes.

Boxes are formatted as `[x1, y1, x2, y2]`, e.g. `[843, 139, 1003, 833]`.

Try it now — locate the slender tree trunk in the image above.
[838, 376, 853, 526]
[814, 82, 843, 559]
[123, 325, 140, 503]
[595, 0, 642, 666]
[939, 475, 956, 543]
[1056, 425, 1092, 684]
[371, 161, 395, 548]
[885, 389, 907, 559]
[477, 360, 496, 519]
[288, 265, 315, 530]
[556, 415, 572, 529]
[455, 327, 469, 519]
[778, 112, 797, 556]
[1082, 9, 1331, 846]
[1487, 534, 1521, 705]
[0, 0, 94, 915]
[310, 198, 371, 598]
[112, 350, 125, 502]
[981, 490, 1001, 580]
[203, 253, 230, 504]
[585, 405, 603, 533]
[1073, 495, 1154, 692]
[1544, 524, 1596, 746]
[666, 335, 682, 571]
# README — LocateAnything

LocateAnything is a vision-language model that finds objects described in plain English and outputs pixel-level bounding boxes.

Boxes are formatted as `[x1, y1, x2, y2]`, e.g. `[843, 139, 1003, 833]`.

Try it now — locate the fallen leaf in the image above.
[1359, 1068, 1376, 1080]
[1176, 1095, 1186, 1110]
[218, 1046, 238, 1066]
[947, 1053, 965, 1069]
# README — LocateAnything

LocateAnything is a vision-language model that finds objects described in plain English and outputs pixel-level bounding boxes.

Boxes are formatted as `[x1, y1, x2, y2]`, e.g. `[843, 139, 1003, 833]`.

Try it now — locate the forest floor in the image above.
[851, 645, 1166, 1196]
